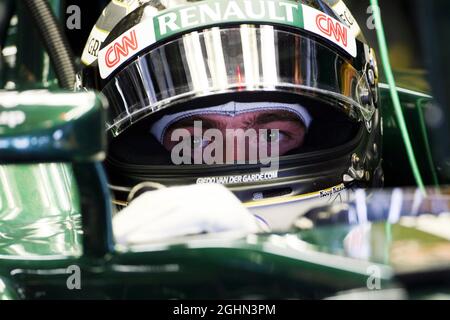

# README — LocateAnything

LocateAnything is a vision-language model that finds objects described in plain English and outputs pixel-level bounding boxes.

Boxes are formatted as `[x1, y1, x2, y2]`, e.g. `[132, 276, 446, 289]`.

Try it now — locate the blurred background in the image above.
[346, 0, 428, 91]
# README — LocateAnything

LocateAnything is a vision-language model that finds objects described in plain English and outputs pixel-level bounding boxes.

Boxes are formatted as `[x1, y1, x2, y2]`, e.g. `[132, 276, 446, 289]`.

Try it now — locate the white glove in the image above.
[113, 184, 262, 246]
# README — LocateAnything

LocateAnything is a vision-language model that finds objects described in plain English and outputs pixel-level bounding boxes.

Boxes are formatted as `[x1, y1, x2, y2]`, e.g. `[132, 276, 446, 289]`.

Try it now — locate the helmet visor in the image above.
[102, 25, 373, 137]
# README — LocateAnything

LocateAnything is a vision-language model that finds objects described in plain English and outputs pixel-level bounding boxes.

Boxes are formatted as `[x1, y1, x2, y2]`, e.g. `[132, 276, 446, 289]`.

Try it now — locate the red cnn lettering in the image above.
[316, 14, 348, 47]
[105, 30, 138, 68]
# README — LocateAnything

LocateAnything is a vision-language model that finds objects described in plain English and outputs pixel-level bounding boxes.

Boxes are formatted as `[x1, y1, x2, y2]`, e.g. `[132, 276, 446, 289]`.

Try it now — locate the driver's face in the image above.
[162, 110, 307, 162]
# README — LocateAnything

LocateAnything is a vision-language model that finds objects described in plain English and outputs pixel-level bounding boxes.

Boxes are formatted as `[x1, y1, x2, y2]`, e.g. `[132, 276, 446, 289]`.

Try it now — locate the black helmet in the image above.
[81, 0, 383, 223]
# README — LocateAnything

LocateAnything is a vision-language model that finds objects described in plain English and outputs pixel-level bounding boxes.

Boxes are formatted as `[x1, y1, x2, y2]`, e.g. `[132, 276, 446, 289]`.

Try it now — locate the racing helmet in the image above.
[81, 0, 383, 219]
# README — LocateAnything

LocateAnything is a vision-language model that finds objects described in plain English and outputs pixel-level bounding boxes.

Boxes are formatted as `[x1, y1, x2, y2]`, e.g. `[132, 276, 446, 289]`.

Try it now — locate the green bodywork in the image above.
[1, 0, 449, 300]
[1, 86, 447, 300]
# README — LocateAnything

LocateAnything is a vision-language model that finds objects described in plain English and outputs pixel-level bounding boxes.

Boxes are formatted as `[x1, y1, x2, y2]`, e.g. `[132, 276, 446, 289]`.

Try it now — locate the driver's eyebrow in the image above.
[168, 116, 217, 131]
[254, 111, 305, 127]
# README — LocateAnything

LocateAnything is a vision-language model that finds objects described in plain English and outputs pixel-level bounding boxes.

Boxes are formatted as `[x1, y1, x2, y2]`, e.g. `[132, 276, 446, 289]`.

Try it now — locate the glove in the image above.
[113, 184, 263, 246]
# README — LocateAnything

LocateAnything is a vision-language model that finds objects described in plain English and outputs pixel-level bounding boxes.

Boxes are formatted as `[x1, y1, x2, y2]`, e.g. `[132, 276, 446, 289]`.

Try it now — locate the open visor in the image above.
[102, 25, 373, 137]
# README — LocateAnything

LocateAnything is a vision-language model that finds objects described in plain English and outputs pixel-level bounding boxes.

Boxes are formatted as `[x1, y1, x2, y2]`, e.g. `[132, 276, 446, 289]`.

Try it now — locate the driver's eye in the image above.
[261, 130, 284, 143]
[191, 136, 210, 149]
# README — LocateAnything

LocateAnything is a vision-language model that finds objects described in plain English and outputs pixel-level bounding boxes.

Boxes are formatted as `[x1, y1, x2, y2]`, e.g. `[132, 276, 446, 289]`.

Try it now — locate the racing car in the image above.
[0, 0, 449, 300]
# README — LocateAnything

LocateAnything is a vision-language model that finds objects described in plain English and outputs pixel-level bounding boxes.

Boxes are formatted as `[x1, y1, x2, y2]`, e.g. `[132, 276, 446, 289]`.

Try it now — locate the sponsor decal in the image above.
[81, 27, 108, 66]
[153, 0, 302, 39]
[105, 30, 139, 68]
[319, 183, 346, 198]
[245, 183, 347, 207]
[330, 0, 361, 37]
[87, 37, 102, 59]
[81, 0, 151, 66]
[98, 0, 357, 78]
[316, 13, 348, 47]
[98, 20, 156, 78]
[197, 171, 279, 185]
[302, 5, 356, 57]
